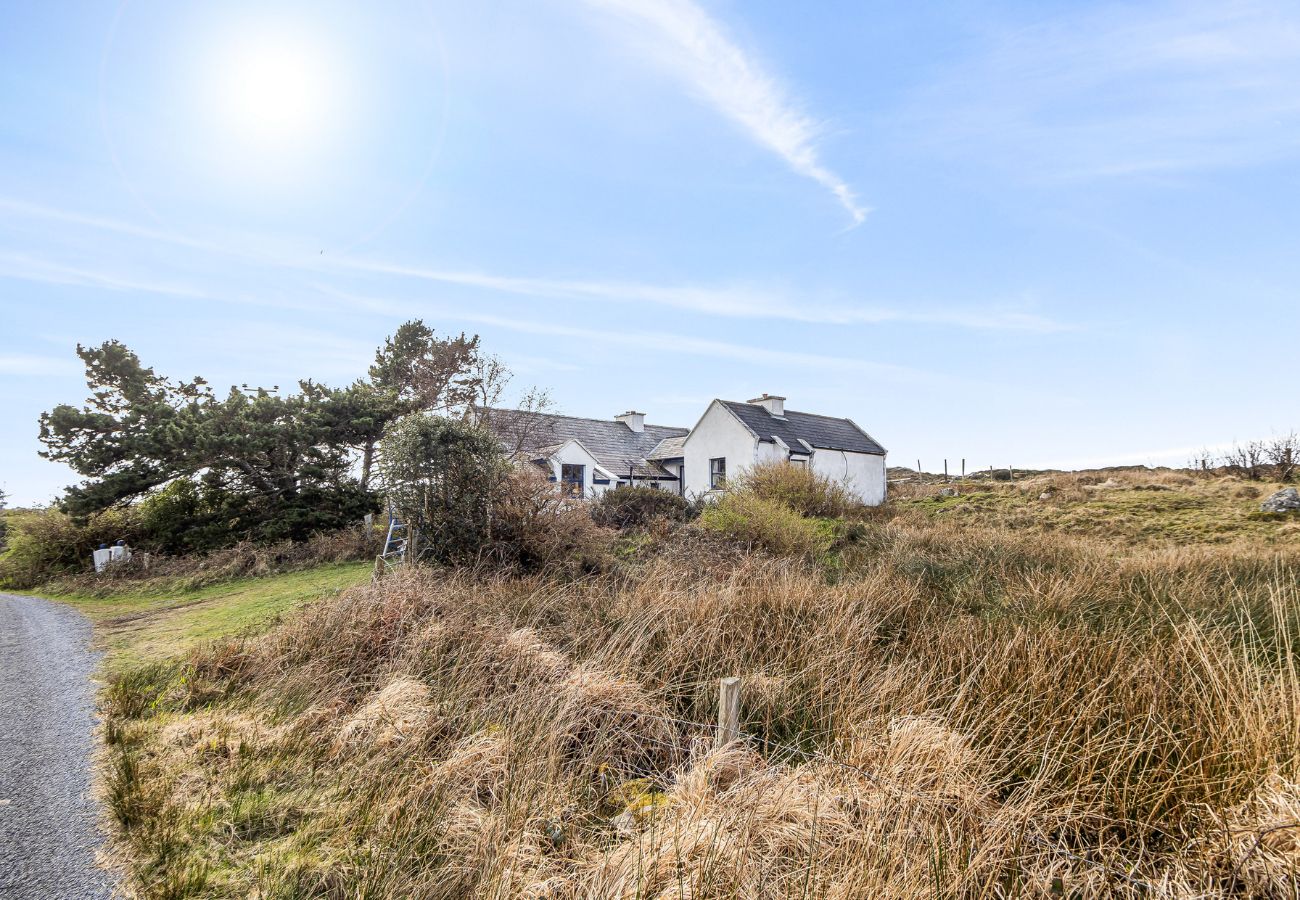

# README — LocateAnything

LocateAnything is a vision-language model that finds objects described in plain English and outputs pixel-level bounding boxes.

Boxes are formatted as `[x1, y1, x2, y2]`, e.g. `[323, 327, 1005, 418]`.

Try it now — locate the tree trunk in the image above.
[360, 441, 376, 491]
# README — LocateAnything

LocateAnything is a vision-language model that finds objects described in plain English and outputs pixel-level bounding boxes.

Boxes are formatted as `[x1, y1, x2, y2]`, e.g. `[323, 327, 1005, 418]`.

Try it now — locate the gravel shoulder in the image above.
[0, 593, 117, 899]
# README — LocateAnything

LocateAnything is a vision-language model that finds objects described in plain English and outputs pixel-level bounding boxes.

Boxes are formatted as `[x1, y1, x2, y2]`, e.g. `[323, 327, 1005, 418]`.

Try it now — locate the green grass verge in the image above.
[47, 562, 371, 675]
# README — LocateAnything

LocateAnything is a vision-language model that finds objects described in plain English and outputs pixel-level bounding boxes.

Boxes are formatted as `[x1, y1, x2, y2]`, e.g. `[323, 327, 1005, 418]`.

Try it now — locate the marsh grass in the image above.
[103, 516, 1300, 898]
[893, 470, 1300, 548]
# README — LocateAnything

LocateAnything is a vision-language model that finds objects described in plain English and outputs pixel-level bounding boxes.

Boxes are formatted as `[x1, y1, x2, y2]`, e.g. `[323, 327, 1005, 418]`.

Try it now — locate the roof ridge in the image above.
[484, 406, 686, 432]
[721, 399, 850, 425]
[784, 408, 853, 424]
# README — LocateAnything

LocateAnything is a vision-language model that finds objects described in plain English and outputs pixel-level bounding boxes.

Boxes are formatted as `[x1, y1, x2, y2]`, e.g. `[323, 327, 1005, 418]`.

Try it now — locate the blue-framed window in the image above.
[561, 463, 585, 498]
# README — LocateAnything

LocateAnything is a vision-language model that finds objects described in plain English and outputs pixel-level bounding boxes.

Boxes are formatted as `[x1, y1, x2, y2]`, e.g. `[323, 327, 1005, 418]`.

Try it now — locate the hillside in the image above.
[892, 468, 1300, 547]
[96, 469, 1300, 898]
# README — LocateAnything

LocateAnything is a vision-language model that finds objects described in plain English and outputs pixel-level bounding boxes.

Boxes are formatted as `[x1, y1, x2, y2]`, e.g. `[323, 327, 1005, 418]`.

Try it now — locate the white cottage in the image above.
[674, 395, 887, 504]
[489, 408, 688, 498]
[488, 394, 887, 505]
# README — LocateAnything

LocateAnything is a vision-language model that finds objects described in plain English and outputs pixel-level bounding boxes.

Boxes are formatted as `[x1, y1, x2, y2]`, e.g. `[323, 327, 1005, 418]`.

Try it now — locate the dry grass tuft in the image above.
[101, 517, 1300, 897]
[335, 677, 435, 750]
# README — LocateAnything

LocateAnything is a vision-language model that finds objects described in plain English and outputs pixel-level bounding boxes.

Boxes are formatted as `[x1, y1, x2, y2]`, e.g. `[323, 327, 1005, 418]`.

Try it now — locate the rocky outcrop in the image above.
[1260, 488, 1300, 513]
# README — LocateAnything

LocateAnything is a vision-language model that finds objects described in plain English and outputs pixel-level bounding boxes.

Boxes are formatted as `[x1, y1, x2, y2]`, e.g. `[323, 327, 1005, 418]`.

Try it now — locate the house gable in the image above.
[681, 400, 759, 497]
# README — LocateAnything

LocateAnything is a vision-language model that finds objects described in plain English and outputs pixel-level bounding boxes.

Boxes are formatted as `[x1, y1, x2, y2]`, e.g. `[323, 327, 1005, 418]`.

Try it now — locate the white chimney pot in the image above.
[747, 394, 785, 417]
[616, 410, 645, 432]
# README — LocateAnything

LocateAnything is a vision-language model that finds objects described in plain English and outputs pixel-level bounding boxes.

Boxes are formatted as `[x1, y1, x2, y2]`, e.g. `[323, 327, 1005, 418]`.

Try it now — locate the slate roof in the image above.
[488, 409, 688, 479]
[647, 435, 687, 460]
[720, 401, 886, 456]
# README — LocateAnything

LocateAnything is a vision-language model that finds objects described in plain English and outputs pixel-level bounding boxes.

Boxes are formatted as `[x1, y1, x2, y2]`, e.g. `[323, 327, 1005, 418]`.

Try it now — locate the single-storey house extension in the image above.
[489, 394, 887, 505]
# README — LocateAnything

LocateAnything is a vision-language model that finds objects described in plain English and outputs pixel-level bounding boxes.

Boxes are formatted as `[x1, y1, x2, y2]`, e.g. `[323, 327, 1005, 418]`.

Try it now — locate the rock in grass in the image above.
[1260, 488, 1300, 513]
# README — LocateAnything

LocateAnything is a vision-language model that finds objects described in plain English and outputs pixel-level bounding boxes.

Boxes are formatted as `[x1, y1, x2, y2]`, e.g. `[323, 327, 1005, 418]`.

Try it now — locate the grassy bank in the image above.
[101, 517, 1300, 897]
[48, 562, 371, 675]
[893, 469, 1300, 547]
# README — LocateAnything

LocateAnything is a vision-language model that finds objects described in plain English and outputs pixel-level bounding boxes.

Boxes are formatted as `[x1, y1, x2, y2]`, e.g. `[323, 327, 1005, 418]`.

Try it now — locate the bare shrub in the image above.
[1201, 432, 1299, 482]
[590, 485, 692, 531]
[1267, 432, 1299, 482]
[489, 470, 614, 574]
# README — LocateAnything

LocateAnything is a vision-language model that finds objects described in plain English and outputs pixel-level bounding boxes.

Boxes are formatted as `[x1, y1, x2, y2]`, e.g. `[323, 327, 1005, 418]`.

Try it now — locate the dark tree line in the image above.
[38, 320, 542, 553]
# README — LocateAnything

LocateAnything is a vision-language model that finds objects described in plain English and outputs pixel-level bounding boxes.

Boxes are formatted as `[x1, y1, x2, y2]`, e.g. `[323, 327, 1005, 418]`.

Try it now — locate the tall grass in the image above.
[104, 520, 1300, 897]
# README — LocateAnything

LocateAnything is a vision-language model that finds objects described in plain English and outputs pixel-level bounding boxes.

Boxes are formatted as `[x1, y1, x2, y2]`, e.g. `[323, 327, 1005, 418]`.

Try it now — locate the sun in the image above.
[210, 32, 335, 151]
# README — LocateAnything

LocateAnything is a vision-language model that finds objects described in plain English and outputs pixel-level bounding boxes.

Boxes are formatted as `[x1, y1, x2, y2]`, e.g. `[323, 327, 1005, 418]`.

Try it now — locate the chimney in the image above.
[615, 410, 645, 433]
[747, 393, 785, 417]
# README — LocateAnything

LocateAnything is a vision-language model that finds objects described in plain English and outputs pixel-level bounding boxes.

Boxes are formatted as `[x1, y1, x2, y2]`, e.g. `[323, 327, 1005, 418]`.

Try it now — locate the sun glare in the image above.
[210, 32, 335, 152]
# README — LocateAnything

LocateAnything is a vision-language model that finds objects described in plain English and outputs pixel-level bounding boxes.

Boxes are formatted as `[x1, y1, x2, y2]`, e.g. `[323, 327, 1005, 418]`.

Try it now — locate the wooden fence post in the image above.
[715, 677, 741, 749]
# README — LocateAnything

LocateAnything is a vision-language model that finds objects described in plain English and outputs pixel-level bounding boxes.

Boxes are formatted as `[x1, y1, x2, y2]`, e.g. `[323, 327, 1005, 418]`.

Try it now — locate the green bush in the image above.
[591, 486, 692, 531]
[698, 493, 834, 558]
[378, 414, 509, 565]
[735, 461, 859, 519]
[0, 507, 141, 589]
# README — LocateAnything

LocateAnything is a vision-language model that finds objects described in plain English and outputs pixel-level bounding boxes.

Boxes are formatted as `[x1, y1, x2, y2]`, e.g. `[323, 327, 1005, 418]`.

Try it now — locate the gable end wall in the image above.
[682, 402, 758, 498]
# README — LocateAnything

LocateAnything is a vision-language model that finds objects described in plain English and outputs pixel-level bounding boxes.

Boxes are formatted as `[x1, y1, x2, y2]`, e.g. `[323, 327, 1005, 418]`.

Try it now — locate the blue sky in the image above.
[2, 0, 1298, 504]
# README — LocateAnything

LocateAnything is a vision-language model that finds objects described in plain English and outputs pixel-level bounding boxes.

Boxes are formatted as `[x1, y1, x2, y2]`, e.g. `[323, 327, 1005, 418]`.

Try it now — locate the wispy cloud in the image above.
[0, 197, 218, 252]
[327, 256, 1071, 332]
[908, 2, 1300, 179]
[581, 0, 866, 224]
[0, 252, 212, 299]
[312, 285, 967, 389]
[1, 196, 1072, 333]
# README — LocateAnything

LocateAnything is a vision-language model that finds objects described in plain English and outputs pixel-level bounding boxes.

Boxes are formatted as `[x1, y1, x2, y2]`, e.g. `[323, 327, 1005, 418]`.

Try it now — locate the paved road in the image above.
[0, 594, 117, 899]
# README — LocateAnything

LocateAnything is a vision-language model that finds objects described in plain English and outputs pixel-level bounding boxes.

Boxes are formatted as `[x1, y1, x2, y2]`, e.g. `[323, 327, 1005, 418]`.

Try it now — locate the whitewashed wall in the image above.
[755, 440, 787, 465]
[681, 402, 757, 499]
[544, 441, 609, 498]
[810, 449, 887, 505]
[658, 461, 685, 494]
